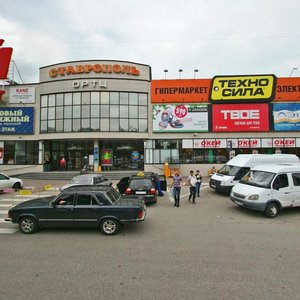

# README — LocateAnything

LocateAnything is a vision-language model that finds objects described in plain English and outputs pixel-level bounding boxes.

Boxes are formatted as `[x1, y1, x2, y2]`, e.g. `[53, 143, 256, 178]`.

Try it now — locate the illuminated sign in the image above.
[212, 103, 269, 132]
[49, 64, 140, 78]
[210, 75, 276, 102]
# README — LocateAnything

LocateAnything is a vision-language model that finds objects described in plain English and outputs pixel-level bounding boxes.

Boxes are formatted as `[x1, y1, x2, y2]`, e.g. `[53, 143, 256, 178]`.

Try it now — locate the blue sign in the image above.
[273, 103, 300, 131]
[0, 107, 34, 134]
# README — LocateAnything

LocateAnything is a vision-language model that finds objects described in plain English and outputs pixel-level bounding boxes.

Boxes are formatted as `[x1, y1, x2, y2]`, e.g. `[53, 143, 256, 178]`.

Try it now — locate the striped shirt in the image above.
[173, 175, 183, 187]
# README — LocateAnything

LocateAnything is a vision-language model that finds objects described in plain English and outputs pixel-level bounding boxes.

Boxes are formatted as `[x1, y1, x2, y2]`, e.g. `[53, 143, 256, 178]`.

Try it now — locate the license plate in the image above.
[136, 191, 146, 195]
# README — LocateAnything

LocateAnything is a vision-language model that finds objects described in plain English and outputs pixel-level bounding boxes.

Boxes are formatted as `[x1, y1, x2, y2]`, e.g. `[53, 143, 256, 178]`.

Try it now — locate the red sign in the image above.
[0, 40, 13, 79]
[212, 103, 269, 132]
[273, 138, 295, 148]
[274, 77, 300, 101]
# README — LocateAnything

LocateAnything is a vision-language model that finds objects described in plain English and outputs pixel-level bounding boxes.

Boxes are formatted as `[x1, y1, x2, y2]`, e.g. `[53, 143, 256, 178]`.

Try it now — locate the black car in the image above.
[5, 186, 146, 235]
[117, 173, 167, 204]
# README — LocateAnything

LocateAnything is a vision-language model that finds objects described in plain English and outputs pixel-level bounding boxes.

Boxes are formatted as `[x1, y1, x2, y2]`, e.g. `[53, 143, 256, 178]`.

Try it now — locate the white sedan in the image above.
[0, 173, 23, 191]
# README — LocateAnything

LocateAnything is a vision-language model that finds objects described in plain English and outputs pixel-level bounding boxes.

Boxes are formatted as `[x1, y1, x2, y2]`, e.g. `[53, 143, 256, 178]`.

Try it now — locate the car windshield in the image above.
[240, 170, 275, 188]
[218, 165, 241, 176]
[69, 177, 93, 185]
[106, 188, 121, 203]
[130, 179, 152, 189]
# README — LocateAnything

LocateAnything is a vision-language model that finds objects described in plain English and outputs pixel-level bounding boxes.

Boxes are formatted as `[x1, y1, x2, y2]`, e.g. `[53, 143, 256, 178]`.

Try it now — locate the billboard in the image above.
[9, 87, 36, 103]
[0, 107, 34, 134]
[153, 104, 209, 132]
[273, 103, 300, 131]
[151, 79, 211, 103]
[210, 75, 276, 102]
[212, 103, 269, 132]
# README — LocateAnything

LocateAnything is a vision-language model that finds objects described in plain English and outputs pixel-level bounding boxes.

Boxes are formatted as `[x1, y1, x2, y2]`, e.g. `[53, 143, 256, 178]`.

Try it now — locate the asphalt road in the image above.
[0, 179, 300, 300]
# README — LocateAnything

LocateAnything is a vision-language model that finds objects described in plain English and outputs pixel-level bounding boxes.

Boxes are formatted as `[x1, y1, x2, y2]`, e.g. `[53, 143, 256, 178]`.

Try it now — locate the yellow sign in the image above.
[19, 190, 32, 195]
[210, 75, 276, 102]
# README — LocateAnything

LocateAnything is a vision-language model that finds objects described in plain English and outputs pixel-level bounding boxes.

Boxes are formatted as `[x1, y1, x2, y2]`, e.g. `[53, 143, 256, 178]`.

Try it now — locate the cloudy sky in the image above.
[1, 0, 299, 83]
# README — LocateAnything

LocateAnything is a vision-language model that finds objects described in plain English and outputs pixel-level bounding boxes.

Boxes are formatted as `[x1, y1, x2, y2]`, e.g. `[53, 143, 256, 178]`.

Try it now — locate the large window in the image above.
[40, 92, 148, 133]
[3, 141, 39, 165]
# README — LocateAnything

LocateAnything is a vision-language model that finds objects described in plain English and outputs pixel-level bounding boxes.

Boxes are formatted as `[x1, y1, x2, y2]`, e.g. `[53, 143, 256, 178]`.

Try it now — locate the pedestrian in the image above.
[152, 173, 164, 196]
[43, 155, 51, 172]
[172, 169, 183, 207]
[195, 170, 202, 197]
[59, 156, 67, 171]
[188, 170, 197, 203]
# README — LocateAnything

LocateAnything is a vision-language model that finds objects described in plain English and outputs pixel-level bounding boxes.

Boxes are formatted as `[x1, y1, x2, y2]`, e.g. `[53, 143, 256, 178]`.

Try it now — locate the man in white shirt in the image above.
[188, 170, 197, 203]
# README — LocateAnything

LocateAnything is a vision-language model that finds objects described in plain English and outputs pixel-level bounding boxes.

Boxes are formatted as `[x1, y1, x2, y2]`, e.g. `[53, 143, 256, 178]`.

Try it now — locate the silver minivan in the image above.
[230, 164, 300, 217]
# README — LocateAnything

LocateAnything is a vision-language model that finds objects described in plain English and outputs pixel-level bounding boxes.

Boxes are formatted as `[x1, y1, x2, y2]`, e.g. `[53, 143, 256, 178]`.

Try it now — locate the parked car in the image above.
[117, 172, 166, 204]
[0, 173, 23, 191]
[5, 185, 146, 235]
[60, 173, 112, 191]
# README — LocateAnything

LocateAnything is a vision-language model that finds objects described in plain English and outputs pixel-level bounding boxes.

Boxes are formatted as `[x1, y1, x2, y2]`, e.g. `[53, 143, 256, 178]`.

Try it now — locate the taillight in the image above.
[125, 188, 132, 194]
[138, 210, 144, 219]
[150, 188, 156, 195]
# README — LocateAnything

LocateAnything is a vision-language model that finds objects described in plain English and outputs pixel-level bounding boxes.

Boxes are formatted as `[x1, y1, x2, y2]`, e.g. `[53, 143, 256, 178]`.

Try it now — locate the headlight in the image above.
[248, 194, 259, 201]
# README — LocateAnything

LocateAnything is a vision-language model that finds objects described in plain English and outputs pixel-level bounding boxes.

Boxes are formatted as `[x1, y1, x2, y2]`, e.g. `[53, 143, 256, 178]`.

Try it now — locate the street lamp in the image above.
[289, 67, 298, 77]
[194, 69, 199, 79]
[164, 69, 168, 79]
[178, 69, 183, 79]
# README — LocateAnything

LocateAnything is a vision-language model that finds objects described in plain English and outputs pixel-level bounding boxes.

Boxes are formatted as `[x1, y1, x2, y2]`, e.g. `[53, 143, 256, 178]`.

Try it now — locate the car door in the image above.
[73, 193, 100, 227]
[291, 172, 300, 207]
[0, 173, 11, 189]
[271, 173, 293, 208]
[116, 177, 130, 194]
[45, 193, 75, 227]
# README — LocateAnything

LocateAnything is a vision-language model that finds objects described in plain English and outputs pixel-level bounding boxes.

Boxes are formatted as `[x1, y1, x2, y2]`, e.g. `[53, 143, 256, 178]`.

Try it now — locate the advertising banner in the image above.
[212, 103, 269, 132]
[0, 107, 34, 134]
[9, 87, 36, 103]
[193, 139, 226, 148]
[210, 74, 276, 102]
[274, 77, 300, 101]
[153, 104, 209, 132]
[151, 79, 211, 103]
[273, 103, 300, 131]
[101, 149, 113, 166]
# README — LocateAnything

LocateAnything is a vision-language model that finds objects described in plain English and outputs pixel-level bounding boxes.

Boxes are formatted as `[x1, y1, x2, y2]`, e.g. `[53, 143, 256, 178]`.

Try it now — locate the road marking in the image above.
[0, 204, 12, 208]
[0, 228, 18, 234]
[0, 218, 9, 223]
[0, 210, 9, 214]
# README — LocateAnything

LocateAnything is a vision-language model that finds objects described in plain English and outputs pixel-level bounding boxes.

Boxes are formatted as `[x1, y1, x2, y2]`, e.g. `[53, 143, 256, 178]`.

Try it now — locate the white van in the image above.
[230, 164, 300, 217]
[209, 154, 299, 194]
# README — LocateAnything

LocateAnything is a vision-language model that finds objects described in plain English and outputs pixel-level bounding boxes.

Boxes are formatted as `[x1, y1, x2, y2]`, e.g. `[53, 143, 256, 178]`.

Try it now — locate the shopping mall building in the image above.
[1, 59, 300, 175]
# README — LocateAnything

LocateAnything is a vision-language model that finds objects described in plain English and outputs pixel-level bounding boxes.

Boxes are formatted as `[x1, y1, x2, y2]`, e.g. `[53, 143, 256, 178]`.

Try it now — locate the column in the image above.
[94, 139, 99, 172]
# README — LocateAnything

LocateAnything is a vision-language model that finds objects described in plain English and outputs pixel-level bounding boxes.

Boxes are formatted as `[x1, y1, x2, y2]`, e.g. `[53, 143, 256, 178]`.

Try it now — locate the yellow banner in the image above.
[210, 75, 276, 102]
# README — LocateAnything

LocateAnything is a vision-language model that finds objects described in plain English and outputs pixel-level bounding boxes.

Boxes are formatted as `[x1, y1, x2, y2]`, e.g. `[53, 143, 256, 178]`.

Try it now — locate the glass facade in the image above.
[40, 92, 148, 133]
[3, 141, 39, 165]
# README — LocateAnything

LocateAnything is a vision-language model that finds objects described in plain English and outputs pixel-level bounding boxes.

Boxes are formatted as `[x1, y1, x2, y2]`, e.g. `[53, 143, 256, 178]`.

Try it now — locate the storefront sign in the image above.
[193, 139, 226, 148]
[212, 103, 269, 132]
[275, 77, 300, 101]
[273, 138, 295, 148]
[210, 75, 276, 102]
[101, 149, 113, 166]
[49, 64, 140, 78]
[273, 103, 300, 131]
[153, 104, 209, 132]
[9, 87, 35, 103]
[72, 80, 107, 89]
[236, 139, 261, 148]
[151, 79, 211, 103]
[0, 107, 34, 134]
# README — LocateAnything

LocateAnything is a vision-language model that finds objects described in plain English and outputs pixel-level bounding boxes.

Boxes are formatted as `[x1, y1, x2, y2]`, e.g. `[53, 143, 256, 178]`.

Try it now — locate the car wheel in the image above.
[264, 202, 280, 218]
[13, 182, 21, 190]
[100, 218, 120, 235]
[19, 216, 39, 234]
